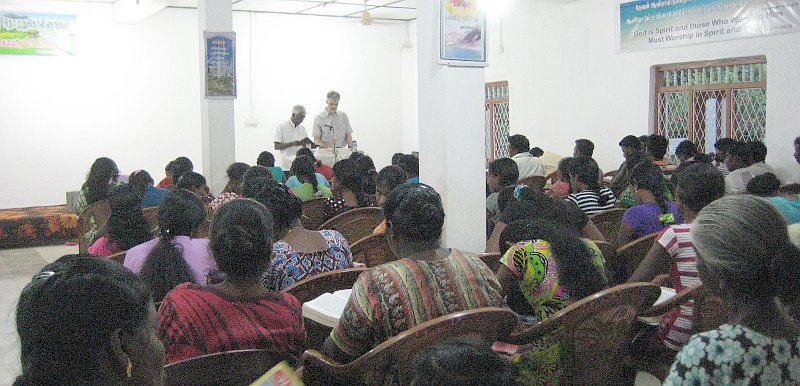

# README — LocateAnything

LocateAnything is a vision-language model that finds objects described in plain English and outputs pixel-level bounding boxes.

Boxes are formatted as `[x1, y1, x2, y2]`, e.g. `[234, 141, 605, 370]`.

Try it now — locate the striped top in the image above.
[329, 249, 503, 359]
[657, 224, 700, 351]
[157, 283, 307, 364]
[565, 188, 616, 215]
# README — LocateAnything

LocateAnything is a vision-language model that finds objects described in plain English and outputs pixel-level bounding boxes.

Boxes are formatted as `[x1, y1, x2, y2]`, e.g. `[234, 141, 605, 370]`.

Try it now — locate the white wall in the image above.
[485, 0, 800, 180]
[0, 2, 409, 209]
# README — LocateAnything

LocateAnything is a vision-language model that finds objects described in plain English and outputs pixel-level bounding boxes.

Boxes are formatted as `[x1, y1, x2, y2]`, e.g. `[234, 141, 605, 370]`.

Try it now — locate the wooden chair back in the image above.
[302, 198, 328, 231]
[301, 307, 518, 385]
[504, 282, 660, 385]
[691, 286, 728, 334]
[593, 240, 619, 284]
[317, 207, 383, 244]
[589, 208, 626, 244]
[142, 206, 159, 235]
[476, 252, 502, 273]
[78, 199, 111, 253]
[108, 250, 127, 265]
[164, 349, 291, 386]
[281, 267, 367, 304]
[349, 233, 398, 267]
[518, 176, 547, 192]
[615, 232, 659, 283]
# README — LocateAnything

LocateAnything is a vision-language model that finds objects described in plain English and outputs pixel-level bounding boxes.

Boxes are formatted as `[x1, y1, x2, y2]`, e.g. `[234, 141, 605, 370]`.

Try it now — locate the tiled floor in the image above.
[0, 244, 664, 386]
[0, 244, 77, 386]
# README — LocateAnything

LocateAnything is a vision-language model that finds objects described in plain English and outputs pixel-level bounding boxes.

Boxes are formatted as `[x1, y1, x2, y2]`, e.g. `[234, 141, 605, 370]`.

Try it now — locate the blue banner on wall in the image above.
[618, 0, 800, 52]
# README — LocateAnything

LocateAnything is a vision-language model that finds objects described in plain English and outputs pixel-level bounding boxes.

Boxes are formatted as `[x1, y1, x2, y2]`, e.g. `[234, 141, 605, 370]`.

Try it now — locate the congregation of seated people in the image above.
[13, 133, 800, 385]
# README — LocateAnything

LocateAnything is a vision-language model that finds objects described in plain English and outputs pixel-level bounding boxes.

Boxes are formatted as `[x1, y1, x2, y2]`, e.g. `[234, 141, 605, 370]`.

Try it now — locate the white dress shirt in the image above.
[725, 162, 777, 194]
[313, 109, 353, 148]
[274, 120, 308, 169]
[511, 152, 546, 179]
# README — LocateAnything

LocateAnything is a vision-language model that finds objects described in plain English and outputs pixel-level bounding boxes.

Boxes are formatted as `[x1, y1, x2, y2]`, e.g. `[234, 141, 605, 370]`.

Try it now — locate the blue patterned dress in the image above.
[263, 230, 354, 291]
[664, 324, 800, 385]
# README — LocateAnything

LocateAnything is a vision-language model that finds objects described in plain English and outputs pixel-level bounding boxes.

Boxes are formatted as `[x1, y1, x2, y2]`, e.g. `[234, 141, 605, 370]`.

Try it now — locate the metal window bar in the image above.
[486, 81, 510, 163]
[654, 56, 766, 152]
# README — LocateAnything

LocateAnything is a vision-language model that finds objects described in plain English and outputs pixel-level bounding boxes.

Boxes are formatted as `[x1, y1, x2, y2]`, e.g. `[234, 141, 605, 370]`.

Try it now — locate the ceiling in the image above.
[175, 0, 417, 22]
[21, 0, 581, 23]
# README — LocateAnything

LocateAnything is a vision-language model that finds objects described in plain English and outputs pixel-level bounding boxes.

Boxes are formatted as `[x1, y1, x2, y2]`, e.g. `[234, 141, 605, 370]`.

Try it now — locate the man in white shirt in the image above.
[313, 90, 353, 149]
[274, 105, 314, 169]
[725, 140, 777, 194]
[508, 134, 545, 180]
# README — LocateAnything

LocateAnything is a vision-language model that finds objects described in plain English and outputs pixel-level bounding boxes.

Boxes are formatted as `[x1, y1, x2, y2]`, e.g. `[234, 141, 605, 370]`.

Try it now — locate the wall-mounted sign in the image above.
[204, 31, 236, 99]
[439, 0, 487, 67]
[618, 0, 800, 53]
[0, 12, 77, 56]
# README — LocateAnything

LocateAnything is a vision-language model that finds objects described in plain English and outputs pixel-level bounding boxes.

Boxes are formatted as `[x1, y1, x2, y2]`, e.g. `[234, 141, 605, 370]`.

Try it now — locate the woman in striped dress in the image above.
[565, 156, 616, 215]
[156, 199, 306, 364]
[323, 183, 503, 364]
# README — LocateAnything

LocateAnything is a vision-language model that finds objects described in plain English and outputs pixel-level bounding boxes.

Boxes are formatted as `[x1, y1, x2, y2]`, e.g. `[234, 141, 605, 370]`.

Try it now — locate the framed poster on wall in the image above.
[204, 31, 236, 99]
[439, 0, 487, 67]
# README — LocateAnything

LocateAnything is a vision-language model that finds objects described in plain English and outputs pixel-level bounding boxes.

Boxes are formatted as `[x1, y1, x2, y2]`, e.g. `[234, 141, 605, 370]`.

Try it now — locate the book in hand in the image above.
[301, 289, 352, 328]
[249, 361, 304, 386]
[638, 286, 677, 326]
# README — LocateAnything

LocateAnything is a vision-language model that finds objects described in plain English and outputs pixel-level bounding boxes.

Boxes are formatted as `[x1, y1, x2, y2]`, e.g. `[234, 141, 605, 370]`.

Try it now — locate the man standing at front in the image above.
[313, 91, 353, 150]
[274, 105, 314, 169]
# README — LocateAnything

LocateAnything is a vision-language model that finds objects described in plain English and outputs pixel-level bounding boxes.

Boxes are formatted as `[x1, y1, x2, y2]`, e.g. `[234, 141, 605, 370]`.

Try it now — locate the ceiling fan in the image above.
[360, 0, 373, 25]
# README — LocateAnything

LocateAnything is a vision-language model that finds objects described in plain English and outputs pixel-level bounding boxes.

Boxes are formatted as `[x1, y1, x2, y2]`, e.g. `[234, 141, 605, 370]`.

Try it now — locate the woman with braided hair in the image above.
[616, 161, 683, 246]
[157, 199, 307, 363]
[253, 184, 352, 291]
[565, 156, 616, 215]
[124, 189, 222, 302]
[288, 155, 332, 202]
[322, 183, 502, 364]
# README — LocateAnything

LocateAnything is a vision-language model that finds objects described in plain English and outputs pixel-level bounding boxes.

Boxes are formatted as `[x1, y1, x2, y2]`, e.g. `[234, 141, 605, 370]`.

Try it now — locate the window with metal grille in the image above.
[486, 81, 510, 163]
[654, 56, 766, 158]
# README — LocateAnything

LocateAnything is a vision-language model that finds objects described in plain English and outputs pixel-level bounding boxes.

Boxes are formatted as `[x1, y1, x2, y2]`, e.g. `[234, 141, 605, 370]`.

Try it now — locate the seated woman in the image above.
[167, 157, 194, 190]
[287, 156, 332, 202]
[209, 162, 249, 211]
[356, 155, 378, 195]
[255, 184, 352, 291]
[15, 255, 164, 385]
[129, 170, 169, 209]
[616, 161, 683, 246]
[565, 156, 616, 215]
[293, 147, 333, 183]
[240, 165, 277, 198]
[372, 165, 408, 235]
[498, 219, 607, 321]
[76, 157, 119, 213]
[256, 151, 285, 183]
[547, 156, 572, 198]
[486, 186, 606, 253]
[124, 189, 223, 302]
[665, 195, 800, 384]
[322, 158, 377, 222]
[88, 184, 152, 257]
[486, 158, 519, 218]
[176, 172, 213, 204]
[628, 163, 725, 351]
[497, 220, 607, 385]
[157, 199, 306, 364]
[322, 183, 503, 363]
[747, 172, 800, 224]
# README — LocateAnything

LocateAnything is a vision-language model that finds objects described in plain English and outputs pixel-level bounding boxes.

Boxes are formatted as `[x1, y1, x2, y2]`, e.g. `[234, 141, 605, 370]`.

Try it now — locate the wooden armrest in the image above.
[300, 349, 345, 374]
[501, 317, 560, 345]
[650, 274, 670, 286]
[640, 284, 700, 318]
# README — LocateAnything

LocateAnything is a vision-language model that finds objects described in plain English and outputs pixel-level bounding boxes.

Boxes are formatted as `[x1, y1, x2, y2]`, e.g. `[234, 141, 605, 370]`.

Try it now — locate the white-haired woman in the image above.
[664, 195, 800, 384]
